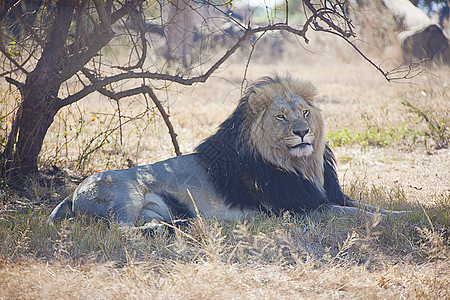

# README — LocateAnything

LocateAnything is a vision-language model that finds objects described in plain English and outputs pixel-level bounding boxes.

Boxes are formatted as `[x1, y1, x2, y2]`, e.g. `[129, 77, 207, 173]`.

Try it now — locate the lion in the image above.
[50, 75, 399, 230]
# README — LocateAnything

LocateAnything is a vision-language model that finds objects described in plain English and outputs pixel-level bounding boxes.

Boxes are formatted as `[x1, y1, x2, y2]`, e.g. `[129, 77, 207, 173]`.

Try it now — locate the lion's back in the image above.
[71, 153, 240, 221]
[72, 168, 142, 219]
[135, 154, 238, 218]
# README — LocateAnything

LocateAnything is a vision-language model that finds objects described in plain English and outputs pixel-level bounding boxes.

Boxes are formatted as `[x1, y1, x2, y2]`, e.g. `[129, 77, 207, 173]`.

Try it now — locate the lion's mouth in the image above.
[288, 142, 311, 149]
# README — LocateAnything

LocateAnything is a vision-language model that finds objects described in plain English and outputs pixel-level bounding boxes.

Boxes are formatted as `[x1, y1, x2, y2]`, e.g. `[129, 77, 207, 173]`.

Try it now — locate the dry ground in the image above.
[1, 33, 449, 299]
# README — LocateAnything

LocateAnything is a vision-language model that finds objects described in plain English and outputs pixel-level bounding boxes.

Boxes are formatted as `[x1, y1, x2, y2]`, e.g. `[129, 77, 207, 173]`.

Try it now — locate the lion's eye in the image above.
[303, 110, 310, 117]
[276, 115, 286, 121]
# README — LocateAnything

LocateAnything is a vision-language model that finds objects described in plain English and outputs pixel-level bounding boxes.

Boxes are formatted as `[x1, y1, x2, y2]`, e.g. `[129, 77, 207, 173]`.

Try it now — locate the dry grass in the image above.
[2, 258, 449, 299]
[1, 208, 449, 299]
[1, 28, 450, 298]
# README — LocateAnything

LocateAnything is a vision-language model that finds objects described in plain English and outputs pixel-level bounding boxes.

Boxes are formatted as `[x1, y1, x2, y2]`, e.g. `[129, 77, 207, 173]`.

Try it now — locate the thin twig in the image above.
[285, 0, 289, 25]
[321, 29, 391, 81]
[143, 86, 182, 156]
[0, 46, 29, 74]
[241, 32, 266, 97]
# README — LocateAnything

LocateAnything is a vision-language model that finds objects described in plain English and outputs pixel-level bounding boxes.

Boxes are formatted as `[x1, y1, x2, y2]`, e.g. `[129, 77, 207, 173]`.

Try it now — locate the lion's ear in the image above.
[247, 91, 264, 114]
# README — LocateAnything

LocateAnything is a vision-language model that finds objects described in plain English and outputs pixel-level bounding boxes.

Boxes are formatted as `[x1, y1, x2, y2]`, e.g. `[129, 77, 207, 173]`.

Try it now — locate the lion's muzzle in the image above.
[293, 128, 309, 139]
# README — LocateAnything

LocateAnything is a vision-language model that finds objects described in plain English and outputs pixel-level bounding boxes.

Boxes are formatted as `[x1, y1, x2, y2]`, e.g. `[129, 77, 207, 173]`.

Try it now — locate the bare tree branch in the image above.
[114, 5, 147, 71]
[5, 76, 23, 91]
[301, 0, 404, 82]
[57, 29, 115, 87]
[241, 32, 266, 96]
[285, 0, 289, 25]
[93, 0, 111, 30]
[80, 68, 181, 156]
[55, 1, 146, 88]
[320, 29, 392, 81]
[10, 4, 44, 47]
[303, 1, 355, 38]
[57, 22, 314, 110]
[0, 0, 20, 22]
[0, 45, 29, 74]
[143, 86, 181, 156]
[0, 46, 35, 76]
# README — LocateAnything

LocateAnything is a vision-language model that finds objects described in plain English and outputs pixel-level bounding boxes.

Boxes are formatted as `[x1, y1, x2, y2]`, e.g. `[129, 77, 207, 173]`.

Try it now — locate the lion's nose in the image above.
[293, 129, 309, 139]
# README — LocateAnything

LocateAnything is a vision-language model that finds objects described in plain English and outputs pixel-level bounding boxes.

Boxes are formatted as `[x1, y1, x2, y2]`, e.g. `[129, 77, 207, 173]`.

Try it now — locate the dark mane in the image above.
[195, 95, 347, 214]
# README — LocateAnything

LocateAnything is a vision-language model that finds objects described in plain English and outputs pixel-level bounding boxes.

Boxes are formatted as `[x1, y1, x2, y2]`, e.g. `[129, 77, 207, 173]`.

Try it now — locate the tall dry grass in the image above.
[0, 202, 449, 298]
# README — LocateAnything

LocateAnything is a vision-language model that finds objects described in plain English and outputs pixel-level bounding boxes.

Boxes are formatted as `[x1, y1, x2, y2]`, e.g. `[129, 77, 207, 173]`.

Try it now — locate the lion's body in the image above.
[51, 154, 255, 226]
[51, 76, 390, 229]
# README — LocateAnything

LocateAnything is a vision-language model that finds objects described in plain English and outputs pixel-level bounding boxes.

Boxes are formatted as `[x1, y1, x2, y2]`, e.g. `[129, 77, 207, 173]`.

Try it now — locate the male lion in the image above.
[50, 75, 395, 230]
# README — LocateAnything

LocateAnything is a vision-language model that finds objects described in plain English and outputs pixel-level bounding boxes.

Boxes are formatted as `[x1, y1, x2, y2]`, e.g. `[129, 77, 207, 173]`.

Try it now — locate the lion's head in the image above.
[241, 76, 326, 189]
[196, 75, 337, 210]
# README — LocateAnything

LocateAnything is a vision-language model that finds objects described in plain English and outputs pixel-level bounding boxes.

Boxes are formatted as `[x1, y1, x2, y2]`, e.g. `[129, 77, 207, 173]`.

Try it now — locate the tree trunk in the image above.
[1, 0, 74, 180]
[8, 86, 59, 176]
[165, 0, 193, 66]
